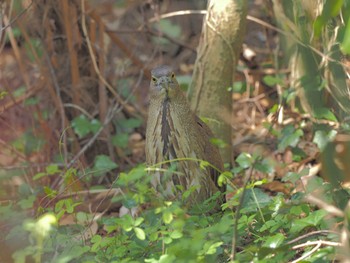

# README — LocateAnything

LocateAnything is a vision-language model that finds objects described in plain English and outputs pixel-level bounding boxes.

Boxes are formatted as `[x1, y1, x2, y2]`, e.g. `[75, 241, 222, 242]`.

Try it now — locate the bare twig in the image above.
[146, 9, 350, 71]
[81, 0, 142, 119]
[286, 230, 338, 245]
[305, 194, 344, 217]
[85, 2, 150, 79]
[291, 240, 341, 263]
[147, 10, 207, 24]
[0, 0, 33, 32]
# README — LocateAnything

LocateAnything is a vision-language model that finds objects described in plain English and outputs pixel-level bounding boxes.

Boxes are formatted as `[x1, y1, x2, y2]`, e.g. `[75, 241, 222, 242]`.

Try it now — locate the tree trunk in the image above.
[188, 0, 247, 164]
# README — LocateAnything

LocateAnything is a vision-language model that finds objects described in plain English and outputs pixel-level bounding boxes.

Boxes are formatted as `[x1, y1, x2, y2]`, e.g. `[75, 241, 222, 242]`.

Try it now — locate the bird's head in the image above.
[149, 65, 181, 101]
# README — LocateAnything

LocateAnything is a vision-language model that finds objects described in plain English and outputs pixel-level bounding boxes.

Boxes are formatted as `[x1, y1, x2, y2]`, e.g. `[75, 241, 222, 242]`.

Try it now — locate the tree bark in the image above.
[189, 0, 247, 164]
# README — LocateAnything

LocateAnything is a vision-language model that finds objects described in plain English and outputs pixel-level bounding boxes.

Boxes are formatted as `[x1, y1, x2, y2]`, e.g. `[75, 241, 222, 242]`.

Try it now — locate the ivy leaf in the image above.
[90, 119, 102, 134]
[93, 155, 118, 176]
[72, 115, 91, 138]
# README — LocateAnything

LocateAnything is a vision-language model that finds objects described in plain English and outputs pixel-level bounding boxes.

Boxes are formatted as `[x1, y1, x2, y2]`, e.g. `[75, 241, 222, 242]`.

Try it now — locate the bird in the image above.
[145, 65, 225, 211]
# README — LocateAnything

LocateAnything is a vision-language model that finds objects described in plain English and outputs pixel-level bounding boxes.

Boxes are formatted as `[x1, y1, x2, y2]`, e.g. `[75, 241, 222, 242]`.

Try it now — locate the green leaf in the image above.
[278, 125, 303, 151]
[90, 119, 102, 134]
[218, 171, 233, 187]
[18, 195, 36, 209]
[93, 155, 118, 176]
[199, 161, 209, 170]
[231, 81, 246, 93]
[313, 129, 337, 151]
[163, 211, 173, 224]
[46, 164, 60, 175]
[313, 107, 337, 121]
[112, 133, 129, 148]
[290, 209, 328, 233]
[263, 75, 283, 86]
[209, 138, 228, 148]
[134, 227, 146, 240]
[122, 198, 138, 209]
[263, 233, 285, 248]
[33, 172, 47, 180]
[170, 230, 183, 239]
[91, 235, 102, 252]
[241, 188, 272, 213]
[313, 0, 343, 38]
[0, 91, 8, 99]
[43, 186, 57, 198]
[236, 152, 253, 169]
[134, 217, 144, 227]
[119, 118, 142, 129]
[163, 236, 173, 244]
[71, 115, 91, 138]
[255, 159, 275, 174]
[24, 97, 39, 106]
[13, 86, 26, 97]
[205, 242, 223, 255]
[341, 16, 350, 54]
[283, 169, 309, 184]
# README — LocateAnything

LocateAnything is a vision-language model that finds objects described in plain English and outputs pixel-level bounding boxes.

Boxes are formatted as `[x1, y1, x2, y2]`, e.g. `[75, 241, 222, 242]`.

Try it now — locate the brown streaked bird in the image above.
[145, 65, 225, 211]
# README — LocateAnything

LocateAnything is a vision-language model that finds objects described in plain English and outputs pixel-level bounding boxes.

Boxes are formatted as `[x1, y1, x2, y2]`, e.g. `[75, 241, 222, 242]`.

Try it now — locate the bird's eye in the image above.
[171, 73, 175, 78]
[151, 76, 157, 83]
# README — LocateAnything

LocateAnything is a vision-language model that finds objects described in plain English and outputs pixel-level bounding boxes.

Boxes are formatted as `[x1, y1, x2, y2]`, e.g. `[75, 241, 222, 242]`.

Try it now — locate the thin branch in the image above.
[145, 9, 350, 71]
[292, 240, 341, 249]
[147, 10, 207, 24]
[305, 194, 344, 217]
[67, 103, 121, 169]
[81, 0, 142, 119]
[291, 242, 322, 263]
[0, 0, 33, 32]
[287, 230, 338, 245]
[66, 69, 145, 169]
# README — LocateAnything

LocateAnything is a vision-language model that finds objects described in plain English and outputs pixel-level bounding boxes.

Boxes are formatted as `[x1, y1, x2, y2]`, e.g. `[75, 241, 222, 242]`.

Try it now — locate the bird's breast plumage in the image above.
[146, 66, 225, 210]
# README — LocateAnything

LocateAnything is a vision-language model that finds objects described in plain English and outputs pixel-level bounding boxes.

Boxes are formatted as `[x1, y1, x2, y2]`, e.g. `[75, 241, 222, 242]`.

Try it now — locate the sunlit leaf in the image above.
[163, 211, 173, 224]
[134, 227, 146, 240]
[263, 233, 285, 248]
[205, 241, 223, 255]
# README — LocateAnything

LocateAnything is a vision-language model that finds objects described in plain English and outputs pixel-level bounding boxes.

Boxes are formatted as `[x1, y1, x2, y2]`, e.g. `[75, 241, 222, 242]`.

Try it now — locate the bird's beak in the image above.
[159, 78, 169, 96]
